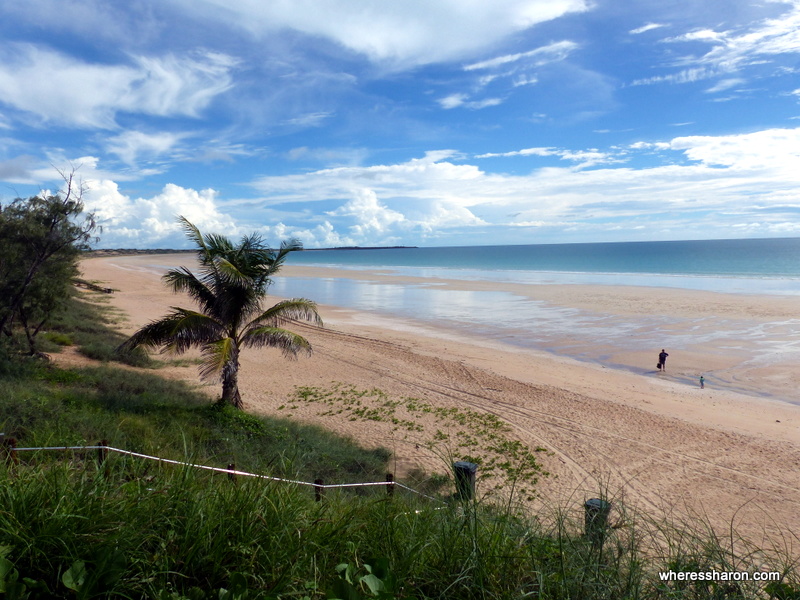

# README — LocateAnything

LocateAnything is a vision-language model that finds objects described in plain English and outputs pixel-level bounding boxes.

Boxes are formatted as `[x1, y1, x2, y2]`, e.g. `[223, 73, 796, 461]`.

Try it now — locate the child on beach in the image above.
[699, 375, 705, 389]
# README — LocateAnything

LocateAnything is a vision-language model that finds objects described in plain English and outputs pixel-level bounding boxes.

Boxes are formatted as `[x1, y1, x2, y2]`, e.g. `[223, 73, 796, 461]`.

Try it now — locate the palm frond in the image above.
[213, 255, 254, 288]
[198, 336, 236, 380]
[119, 308, 224, 355]
[264, 238, 302, 277]
[162, 267, 216, 311]
[241, 326, 312, 358]
[179, 217, 208, 256]
[203, 232, 235, 257]
[245, 298, 322, 329]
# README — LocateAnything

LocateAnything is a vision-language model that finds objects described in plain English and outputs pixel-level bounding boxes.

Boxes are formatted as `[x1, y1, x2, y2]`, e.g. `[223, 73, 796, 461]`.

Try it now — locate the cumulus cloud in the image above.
[0, 45, 236, 128]
[243, 127, 800, 243]
[83, 180, 240, 247]
[669, 127, 800, 170]
[327, 188, 405, 236]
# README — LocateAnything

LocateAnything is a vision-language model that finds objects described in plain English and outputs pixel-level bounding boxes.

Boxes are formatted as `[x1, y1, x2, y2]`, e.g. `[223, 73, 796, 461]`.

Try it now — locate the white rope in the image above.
[6, 444, 445, 501]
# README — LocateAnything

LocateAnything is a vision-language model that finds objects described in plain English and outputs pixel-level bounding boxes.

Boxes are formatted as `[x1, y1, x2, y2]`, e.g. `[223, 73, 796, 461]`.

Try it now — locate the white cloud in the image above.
[327, 188, 405, 236]
[630, 23, 665, 35]
[632, 67, 719, 86]
[0, 45, 236, 128]
[84, 180, 240, 247]
[476, 146, 618, 168]
[439, 94, 504, 110]
[170, 0, 589, 69]
[464, 40, 579, 71]
[283, 111, 334, 127]
[105, 131, 187, 166]
[439, 94, 468, 109]
[666, 29, 726, 44]
[244, 126, 800, 243]
[634, 3, 800, 87]
[513, 75, 538, 87]
[669, 127, 800, 169]
[476, 147, 557, 158]
[705, 78, 745, 93]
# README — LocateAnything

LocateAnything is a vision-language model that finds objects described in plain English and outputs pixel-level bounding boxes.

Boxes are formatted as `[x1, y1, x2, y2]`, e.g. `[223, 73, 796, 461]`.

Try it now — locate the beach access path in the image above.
[73, 254, 800, 543]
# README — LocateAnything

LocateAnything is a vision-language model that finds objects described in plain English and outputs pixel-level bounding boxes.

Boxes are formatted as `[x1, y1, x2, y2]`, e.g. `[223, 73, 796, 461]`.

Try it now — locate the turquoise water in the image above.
[283, 237, 800, 295]
[289, 238, 800, 279]
[265, 238, 800, 400]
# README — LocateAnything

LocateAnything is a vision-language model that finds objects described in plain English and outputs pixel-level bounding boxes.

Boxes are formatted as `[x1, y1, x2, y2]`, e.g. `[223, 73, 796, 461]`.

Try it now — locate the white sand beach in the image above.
[74, 254, 800, 544]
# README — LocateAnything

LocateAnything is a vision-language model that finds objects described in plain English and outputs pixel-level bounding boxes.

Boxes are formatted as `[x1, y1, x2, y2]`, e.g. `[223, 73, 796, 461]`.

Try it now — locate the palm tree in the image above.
[120, 217, 322, 409]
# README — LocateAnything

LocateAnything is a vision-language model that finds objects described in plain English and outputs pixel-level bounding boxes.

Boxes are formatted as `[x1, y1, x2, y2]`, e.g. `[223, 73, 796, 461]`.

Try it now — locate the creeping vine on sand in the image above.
[280, 383, 549, 501]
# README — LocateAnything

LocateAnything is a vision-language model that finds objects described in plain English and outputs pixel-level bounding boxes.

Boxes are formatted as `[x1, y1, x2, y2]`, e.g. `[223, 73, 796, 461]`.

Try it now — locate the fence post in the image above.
[386, 473, 395, 497]
[227, 462, 237, 483]
[584, 498, 611, 547]
[453, 461, 477, 501]
[97, 440, 108, 466]
[3, 437, 18, 466]
[314, 479, 324, 502]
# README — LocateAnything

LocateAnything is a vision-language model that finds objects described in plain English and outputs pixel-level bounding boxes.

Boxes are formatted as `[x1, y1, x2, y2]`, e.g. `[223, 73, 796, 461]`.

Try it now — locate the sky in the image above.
[1, 0, 800, 249]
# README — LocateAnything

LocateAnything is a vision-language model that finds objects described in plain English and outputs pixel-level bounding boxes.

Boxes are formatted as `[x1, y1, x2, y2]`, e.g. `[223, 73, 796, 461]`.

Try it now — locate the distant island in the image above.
[307, 246, 418, 251]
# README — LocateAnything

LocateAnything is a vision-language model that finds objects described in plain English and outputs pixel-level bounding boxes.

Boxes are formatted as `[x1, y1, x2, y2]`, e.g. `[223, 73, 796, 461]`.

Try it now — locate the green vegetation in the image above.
[0, 170, 99, 356]
[282, 384, 548, 502]
[120, 217, 321, 409]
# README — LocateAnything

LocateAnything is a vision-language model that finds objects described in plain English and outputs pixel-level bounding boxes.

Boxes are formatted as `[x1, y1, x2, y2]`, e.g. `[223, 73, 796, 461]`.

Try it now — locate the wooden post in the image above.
[227, 462, 237, 483]
[4, 437, 18, 466]
[314, 479, 324, 502]
[97, 440, 108, 466]
[386, 473, 395, 497]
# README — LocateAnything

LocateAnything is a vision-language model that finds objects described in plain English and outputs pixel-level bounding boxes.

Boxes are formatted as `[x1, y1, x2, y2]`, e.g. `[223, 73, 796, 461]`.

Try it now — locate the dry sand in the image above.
[74, 254, 800, 545]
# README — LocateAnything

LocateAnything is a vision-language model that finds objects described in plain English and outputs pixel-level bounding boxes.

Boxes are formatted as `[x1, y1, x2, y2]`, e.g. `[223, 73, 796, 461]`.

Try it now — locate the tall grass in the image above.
[3, 459, 798, 599]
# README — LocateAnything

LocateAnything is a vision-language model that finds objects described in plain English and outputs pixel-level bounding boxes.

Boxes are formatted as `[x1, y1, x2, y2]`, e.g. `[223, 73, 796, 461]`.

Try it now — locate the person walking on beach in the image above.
[699, 375, 705, 389]
[658, 349, 669, 371]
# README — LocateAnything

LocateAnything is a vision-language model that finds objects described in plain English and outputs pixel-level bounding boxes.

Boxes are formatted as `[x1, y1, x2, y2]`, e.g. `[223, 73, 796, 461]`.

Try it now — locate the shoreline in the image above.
[75, 254, 800, 540]
[273, 265, 800, 405]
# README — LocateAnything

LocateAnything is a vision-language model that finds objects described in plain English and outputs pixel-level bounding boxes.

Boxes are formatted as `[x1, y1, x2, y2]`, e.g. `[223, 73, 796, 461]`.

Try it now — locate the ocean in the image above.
[266, 238, 800, 400]
[279, 237, 800, 295]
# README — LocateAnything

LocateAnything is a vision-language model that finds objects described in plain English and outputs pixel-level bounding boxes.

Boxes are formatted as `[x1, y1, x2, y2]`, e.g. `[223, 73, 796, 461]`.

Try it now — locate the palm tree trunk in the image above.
[221, 352, 243, 409]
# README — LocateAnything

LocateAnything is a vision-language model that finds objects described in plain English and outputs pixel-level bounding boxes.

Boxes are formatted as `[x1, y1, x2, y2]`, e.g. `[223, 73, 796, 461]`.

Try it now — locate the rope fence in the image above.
[0, 437, 445, 504]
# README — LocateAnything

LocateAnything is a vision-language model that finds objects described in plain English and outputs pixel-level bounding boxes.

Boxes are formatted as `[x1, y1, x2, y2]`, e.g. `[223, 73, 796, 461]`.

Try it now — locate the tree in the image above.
[0, 170, 99, 352]
[120, 217, 322, 409]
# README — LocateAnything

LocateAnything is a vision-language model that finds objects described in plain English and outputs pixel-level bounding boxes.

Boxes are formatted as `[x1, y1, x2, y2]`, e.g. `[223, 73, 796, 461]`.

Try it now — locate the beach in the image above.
[75, 254, 800, 543]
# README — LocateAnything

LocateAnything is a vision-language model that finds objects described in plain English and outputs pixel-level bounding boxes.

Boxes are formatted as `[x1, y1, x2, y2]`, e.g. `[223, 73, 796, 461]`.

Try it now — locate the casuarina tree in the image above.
[120, 217, 322, 409]
[0, 170, 99, 352]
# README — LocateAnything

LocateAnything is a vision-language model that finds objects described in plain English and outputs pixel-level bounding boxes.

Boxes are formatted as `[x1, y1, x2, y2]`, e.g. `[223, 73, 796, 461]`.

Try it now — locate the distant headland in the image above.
[84, 246, 417, 258]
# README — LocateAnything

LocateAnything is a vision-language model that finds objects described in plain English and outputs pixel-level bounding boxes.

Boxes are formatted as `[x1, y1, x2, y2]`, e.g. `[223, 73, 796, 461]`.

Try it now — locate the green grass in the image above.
[0, 362, 391, 485]
[2, 459, 798, 599]
[40, 290, 155, 367]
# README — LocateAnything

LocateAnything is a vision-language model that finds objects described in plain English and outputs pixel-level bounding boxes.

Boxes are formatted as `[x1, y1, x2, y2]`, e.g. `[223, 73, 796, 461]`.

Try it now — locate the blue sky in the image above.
[1, 0, 800, 248]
